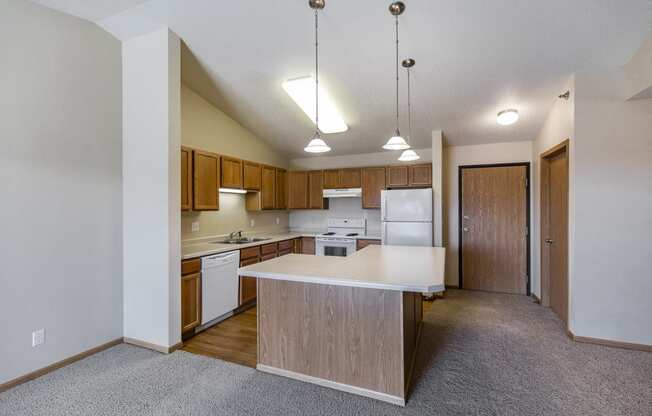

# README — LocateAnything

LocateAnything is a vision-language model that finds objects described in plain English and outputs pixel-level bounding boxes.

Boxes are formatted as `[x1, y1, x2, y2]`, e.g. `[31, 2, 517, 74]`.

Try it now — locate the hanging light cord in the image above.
[314, 8, 320, 136]
[407, 66, 412, 144]
[394, 14, 400, 134]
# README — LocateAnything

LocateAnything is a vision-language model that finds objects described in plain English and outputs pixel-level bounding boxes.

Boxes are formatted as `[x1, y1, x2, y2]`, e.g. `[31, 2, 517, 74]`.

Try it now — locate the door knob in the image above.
[545, 239, 554, 244]
[463, 227, 470, 232]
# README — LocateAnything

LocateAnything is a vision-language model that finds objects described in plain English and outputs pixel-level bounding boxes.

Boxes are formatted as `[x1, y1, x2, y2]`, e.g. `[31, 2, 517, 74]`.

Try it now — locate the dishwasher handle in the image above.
[202, 251, 240, 269]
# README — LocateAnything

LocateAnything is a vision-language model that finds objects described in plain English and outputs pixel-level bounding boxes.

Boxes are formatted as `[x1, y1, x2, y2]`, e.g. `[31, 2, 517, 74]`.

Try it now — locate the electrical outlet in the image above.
[191, 222, 199, 232]
[32, 329, 45, 347]
[275, 217, 280, 225]
[250, 219, 255, 227]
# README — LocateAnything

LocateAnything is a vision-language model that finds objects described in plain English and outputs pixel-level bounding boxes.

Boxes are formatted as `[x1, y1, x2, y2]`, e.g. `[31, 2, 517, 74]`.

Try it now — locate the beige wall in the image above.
[181, 85, 289, 240]
[0, 0, 122, 384]
[443, 141, 533, 287]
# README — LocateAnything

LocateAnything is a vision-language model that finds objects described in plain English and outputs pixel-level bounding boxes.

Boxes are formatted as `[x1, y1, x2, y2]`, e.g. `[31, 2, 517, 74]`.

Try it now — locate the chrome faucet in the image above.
[228, 230, 243, 241]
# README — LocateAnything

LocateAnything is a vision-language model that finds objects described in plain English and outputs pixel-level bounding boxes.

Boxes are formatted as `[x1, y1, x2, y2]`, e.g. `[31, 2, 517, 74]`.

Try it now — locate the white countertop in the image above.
[182, 231, 381, 260]
[238, 245, 445, 293]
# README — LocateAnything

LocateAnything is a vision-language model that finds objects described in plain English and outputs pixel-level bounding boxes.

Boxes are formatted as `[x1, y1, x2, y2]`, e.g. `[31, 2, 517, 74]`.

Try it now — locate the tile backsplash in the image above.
[289, 198, 381, 234]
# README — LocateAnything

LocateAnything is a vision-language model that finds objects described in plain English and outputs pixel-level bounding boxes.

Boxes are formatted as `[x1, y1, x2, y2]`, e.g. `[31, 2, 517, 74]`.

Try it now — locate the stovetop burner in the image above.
[346, 233, 359, 237]
[322, 232, 336, 236]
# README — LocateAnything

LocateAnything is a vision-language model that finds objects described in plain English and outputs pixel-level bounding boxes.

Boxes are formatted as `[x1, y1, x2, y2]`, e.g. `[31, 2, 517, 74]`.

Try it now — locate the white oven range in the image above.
[315, 218, 366, 257]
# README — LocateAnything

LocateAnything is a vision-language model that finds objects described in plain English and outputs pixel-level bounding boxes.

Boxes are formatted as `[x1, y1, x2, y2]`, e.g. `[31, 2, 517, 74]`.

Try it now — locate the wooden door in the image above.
[340, 168, 361, 188]
[362, 167, 386, 209]
[181, 272, 201, 333]
[260, 165, 276, 209]
[221, 156, 243, 189]
[308, 170, 324, 209]
[193, 150, 220, 210]
[275, 168, 287, 210]
[460, 165, 528, 294]
[288, 171, 308, 209]
[243, 161, 261, 191]
[409, 164, 432, 187]
[541, 141, 569, 324]
[323, 169, 340, 189]
[387, 165, 409, 188]
[180, 147, 193, 211]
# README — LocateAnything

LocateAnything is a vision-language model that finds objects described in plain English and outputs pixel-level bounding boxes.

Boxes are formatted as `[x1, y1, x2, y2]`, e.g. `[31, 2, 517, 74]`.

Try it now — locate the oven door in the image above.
[316, 238, 355, 257]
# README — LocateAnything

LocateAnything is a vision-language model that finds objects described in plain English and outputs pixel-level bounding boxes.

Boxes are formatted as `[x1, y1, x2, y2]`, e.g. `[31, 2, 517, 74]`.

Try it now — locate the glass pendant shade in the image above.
[304, 134, 331, 153]
[383, 131, 410, 150]
[398, 149, 420, 161]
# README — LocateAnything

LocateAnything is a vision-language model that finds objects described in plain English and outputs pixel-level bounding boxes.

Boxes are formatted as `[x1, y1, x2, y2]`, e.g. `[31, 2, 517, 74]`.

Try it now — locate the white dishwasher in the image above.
[201, 250, 240, 325]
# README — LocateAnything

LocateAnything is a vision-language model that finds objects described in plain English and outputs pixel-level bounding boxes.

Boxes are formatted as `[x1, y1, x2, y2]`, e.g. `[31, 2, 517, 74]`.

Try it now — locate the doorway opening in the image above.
[540, 140, 570, 324]
[458, 163, 531, 295]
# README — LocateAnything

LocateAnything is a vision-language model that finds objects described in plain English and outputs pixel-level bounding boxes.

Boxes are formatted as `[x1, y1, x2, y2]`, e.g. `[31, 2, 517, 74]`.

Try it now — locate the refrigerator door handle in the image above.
[381, 192, 387, 222]
[381, 222, 387, 245]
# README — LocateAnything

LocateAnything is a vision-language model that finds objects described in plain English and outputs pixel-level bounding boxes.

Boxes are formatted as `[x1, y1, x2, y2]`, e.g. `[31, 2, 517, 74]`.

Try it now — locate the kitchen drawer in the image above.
[356, 239, 381, 251]
[181, 258, 201, 275]
[278, 248, 293, 257]
[278, 239, 293, 251]
[240, 246, 260, 260]
[261, 242, 278, 255]
[261, 252, 277, 262]
[240, 257, 259, 267]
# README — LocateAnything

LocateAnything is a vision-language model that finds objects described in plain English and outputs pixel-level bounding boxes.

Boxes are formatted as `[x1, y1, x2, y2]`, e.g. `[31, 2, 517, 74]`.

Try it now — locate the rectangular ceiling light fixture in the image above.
[282, 76, 348, 134]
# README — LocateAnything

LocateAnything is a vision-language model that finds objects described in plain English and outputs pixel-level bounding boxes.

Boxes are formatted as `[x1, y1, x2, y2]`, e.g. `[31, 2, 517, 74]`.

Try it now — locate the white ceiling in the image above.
[33, 0, 652, 157]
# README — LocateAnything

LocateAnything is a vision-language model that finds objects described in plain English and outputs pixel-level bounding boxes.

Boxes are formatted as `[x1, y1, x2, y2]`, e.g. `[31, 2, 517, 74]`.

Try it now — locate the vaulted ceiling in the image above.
[33, 0, 652, 157]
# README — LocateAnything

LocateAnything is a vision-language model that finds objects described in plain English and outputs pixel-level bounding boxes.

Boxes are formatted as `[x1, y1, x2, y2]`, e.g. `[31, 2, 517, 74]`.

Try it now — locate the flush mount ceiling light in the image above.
[383, 1, 410, 151]
[398, 58, 420, 162]
[282, 76, 347, 135]
[497, 109, 519, 126]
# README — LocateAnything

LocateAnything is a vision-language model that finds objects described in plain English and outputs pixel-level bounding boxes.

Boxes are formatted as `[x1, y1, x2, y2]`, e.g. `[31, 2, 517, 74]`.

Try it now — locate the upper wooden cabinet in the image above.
[275, 168, 287, 210]
[387, 163, 432, 188]
[362, 167, 386, 209]
[308, 170, 327, 209]
[323, 168, 362, 189]
[243, 160, 261, 191]
[260, 165, 276, 209]
[341, 168, 362, 188]
[409, 163, 432, 187]
[221, 156, 243, 189]
[288, 171, 309, 209]
[181, 146, 193, 211]
[387, 165, 409, 188]
[193, 150, 220, 210]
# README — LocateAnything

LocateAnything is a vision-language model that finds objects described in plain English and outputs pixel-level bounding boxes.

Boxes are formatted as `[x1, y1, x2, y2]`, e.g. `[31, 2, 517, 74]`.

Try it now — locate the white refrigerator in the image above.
[381, 188, 433, 246]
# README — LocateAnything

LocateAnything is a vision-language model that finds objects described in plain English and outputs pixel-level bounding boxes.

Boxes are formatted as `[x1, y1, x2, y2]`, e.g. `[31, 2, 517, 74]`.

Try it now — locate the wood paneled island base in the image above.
[256, 279, 423, 406]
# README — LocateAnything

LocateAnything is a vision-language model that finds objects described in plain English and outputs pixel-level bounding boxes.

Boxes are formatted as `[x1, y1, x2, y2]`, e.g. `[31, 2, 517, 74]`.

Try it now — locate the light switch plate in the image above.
[32, 329, 45, 347]
[191, 222, 199, 232]
[276, 217, 280, 225]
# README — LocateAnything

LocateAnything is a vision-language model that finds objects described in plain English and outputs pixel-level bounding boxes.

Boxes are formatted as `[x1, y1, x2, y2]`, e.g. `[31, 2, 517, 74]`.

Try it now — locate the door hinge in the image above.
[525, 226, 529, 236]
[525, 274, 529, 281]
[524, 178, 529, 188]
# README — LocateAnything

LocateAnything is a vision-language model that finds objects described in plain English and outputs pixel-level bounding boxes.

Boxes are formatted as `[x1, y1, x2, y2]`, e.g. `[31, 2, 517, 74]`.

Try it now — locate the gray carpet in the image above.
[1, 289, 651, 415]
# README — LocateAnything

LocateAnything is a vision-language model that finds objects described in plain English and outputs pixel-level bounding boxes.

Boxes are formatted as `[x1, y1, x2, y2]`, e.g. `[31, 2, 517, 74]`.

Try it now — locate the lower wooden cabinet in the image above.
[239, 276, 257, 305]
[301, 237, 315, 255]
[181, 259, 201, 334]
[293, 238, 302, 253]
[356, 238, 381, 251]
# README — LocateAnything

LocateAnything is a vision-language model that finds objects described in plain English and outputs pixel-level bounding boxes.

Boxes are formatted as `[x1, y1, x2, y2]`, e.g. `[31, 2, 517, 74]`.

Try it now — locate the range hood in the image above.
[323, 188, 362, 198]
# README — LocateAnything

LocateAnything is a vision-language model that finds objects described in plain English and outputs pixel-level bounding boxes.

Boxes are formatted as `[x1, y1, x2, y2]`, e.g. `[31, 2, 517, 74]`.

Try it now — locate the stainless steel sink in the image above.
[210, 237, 270, 245]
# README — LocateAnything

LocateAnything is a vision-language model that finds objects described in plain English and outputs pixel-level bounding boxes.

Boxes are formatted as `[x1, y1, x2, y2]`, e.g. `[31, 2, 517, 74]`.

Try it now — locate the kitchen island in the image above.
[238, 245, 445, 406]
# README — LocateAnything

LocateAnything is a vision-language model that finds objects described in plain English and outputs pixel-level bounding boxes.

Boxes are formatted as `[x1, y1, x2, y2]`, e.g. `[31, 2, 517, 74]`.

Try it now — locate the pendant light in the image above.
[383, 2, 410, 151]
[398, 58, 420, 161]
[304, 0, 331, 153]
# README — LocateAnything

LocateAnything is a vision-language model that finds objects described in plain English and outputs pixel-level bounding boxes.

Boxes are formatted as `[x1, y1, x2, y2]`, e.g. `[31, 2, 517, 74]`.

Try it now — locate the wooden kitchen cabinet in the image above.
[293, 238, 302, 253]
[301, 237, 315, 255]
[356, 238, 381, 250]
[409, 163, 432, 187]
[323, 169, 340, 189]
[246, 165, 276, 211]
[387, 165, 409, 188]
[239, 252, 259, 306]
[242, 161, 261, 190]
[362, 167, 386, 209]
[278, 240, 293, 256]
[308, 170, 327, 209]
[340, 168, 362, 188]
[275, 168, 287, 210]
[261, 242, 278, 256]
[181, 146, 193, 211]
[193, 150, 220, 210]
[181, 258, 201, 334]
[221, 156, 243, 189]
[288, 171, 309, 209]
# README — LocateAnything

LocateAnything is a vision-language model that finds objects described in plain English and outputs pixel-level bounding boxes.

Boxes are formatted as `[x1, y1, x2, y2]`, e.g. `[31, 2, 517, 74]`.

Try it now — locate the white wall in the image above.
[570, 68, 652, 344]
[443, 141, 533, 287]
[0, 0, 122, 384]
[122, 28, 181, 349]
